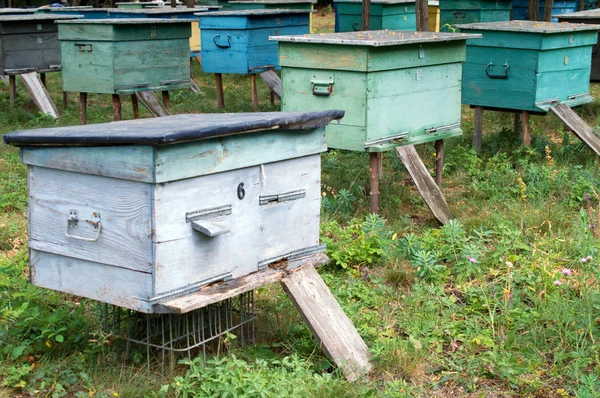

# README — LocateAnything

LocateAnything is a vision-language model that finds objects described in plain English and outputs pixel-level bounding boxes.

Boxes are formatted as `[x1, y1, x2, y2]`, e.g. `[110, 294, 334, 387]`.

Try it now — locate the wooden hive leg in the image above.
[250, 74, 259, 112]
[63, 91, 69, 108]
[528, 0, 539, 21]
[79, 92, 87, 125]
[270, 89, 275, 105]
[513, 112, 521, 133]
[162, 91, 170, 113]
[215, 73, 225, 109]
[8, 75, 16, 108]
[473, 106, 483, 152]
[522, 111, 531, 146]
[369, 152, 381, 213]
[131, 94, 140, 119]
[434, 139, 444, 188]
[39, 73, 46, 87]
[112, 94, 122, 122]
[280, 264, 372, 382]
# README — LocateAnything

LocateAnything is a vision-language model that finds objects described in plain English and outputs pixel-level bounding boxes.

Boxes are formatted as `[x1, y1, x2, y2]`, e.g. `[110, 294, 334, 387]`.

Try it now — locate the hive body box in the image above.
[198, 10, 310, 74]
[333, 0, 416, 33]
[0, 15, 79, 75]
[458, 21, 599, 112]
[3, 111, 342, 313]
[272, 31, 479, 152]
[512, 0, 576, 21]
[557, 9, 600, 80]
[439, 0, 511, 31]
[58, 19, 193, 95]
[229, 0, 316, 32]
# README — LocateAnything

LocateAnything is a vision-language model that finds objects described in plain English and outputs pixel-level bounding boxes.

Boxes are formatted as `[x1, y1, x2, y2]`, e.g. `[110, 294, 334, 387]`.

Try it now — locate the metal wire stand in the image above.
[102, 291, 255, 374]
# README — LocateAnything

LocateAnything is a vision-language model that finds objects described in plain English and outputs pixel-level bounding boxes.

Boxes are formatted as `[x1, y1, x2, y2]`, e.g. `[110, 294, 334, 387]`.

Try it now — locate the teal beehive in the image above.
[557, 9, 600, 80]
[439, 0, 511, 31]
[458, 21, 600, 112]
[333, 0, 416, 32]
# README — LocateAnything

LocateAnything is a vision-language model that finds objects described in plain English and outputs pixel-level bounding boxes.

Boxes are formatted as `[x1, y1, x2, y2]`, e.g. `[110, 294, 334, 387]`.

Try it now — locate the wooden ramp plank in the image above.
[0, 75, 8, 85]
[189, 79, 203, 94]
[281, 264, 372, 382]
[155, 253, 329, 314]
[550, 103, 600, 157]
[395, 145, 451, 225]
[260, 70, 281, 99]
[20, 72, 59, 118]
[135, 91, 170, 117]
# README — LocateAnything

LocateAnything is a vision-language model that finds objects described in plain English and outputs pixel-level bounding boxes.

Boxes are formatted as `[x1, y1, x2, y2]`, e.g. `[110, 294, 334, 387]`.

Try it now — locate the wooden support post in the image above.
[131, 94, 140, 119]
[542, 0, 554, 21]
[395, 145, 451, 224]
[270, 90, 275, 105]
[215, 73, 225, 109]
[579, 0, 586, 11]
[280, 264, 372, 382]
[250, 74, 259, 112]
[416, 0, 429, 31]
[162, 90, 170, 113]
[513, 112, 521, 133]
[63, 91, 69, 108]
[434, 139, 444, 188]
[79, 92, 87, 125]
[522, 111, 531, 146]
[112, 94, 122, 122]
[473, 106, 483, 152]
[369, 152, 381, 213]
[361, 0, 371, 30]
[39, 73, 46, 87]
[528, 0, 539, 21]
[8, 75, 16, 108]
[377, 152, 383, 180]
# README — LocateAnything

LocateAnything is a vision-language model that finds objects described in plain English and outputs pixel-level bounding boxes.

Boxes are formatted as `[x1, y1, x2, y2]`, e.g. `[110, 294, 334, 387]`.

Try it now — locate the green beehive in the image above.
[458, 21, 600, 112]
[439, 0, 511, 31]
[271, 31, 480, 152]
[557, 9, 600, 81]
[334, 0, 416, 32]
[57, 19, 193, 95]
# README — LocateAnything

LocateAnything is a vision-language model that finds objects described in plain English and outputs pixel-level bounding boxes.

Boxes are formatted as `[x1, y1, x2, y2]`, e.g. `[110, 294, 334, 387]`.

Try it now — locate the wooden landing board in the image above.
[550, 103, 600, 157]
[260, 70, 281, 99]
[20, 72, 59, 119]
[395, 145, 451, 224]
[189, 79, 203, 94]
[134, 90, 171, 117]
[281, 264, 372, 382]
[0, 75, 8, 85]
[155, 252, 329, 314]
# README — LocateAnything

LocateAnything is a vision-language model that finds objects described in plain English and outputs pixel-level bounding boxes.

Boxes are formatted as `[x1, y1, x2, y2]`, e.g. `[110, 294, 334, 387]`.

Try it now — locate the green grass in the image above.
[3, 10, 600, 398]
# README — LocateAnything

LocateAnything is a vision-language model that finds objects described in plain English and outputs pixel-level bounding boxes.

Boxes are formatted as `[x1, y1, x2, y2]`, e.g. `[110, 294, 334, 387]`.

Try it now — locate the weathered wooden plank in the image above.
[259, 69, 281, 99]
[280, 264, 372, 382]
[551, 103, 600, 156]
[395, 145, 451, 224]
[154, 252, 329, 314]
[134, 90, 171, 117]
[28, 166, 153, 273]
[0, 74, 8, 85]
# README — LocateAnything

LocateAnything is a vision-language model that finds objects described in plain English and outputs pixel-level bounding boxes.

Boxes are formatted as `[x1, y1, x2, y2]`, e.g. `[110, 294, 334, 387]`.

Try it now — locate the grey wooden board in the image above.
[28, 166, 153, 273]
[152, 155, 321, 294]
[334, 0, 412, 3]
[20, 72, 58, 118]
[550, 103, 600, 156]
[189, 78, 203, 94]
[192, 217, 231, 236]
[270, 30, 481, 46]
[0, 8, 39, 14]
[155, 252, 329, 313]
[260, 69, 281, 99]
[4, 111, 343, 146]
[135, 90, 171, 117]
[56, 18, 195, 24]
[19, 127, 326, 183]
[395, 145, 451, 225]
[280, 264, 372, 382]
[557, 9, 600, 19]
[30, 250, 153, 313]
[0, 74, 7, 85]
[196, 9, 312, 16]
[456, 20, 600, 33]
[230, 0, 316, 3]
[0, 14, 81, 22]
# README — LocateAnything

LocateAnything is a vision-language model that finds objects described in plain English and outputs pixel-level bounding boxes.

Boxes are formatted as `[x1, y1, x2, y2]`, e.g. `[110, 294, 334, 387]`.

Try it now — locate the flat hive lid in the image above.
[0, 8, 38, 13]
[333, 0, 414, 4]
[271, 30, 481, 46]
[230, 0, 316, 3]
[0, 14, 81, 21]
[3, 111, 344, 147]
[56, 17, 196, 24]
[196, 9, 312, 16]
[456, 20, 600, 33]
[555, 9, 600, 20]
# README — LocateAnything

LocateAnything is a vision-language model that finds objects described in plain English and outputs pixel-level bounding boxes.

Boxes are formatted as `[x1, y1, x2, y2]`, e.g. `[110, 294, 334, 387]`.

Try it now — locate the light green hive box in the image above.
[334, 0, 416, 32]
[272, 31, 480, 152]
[457, 21, 600, 112]
[57, 19, 193, 95]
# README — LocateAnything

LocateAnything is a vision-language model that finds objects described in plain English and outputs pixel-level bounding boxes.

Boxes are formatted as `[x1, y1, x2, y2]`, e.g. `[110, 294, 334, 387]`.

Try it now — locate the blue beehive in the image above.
[197, 9, 310, 74]
[512, 0, 576, 21]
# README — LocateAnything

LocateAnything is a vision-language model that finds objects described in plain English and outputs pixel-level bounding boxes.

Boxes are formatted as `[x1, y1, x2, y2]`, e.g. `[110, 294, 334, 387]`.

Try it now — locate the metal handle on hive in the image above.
[352, 22, 361, 31]
[213, 34, 231, 49]
[65, 211, 102, 242]
[485, 61, 509, 79]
